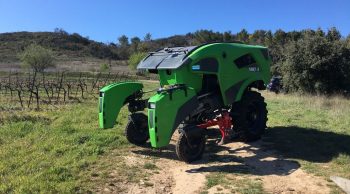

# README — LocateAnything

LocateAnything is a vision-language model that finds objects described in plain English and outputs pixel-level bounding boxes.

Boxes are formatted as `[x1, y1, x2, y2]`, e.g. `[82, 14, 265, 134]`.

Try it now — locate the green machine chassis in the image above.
[99, 42, 271, 162]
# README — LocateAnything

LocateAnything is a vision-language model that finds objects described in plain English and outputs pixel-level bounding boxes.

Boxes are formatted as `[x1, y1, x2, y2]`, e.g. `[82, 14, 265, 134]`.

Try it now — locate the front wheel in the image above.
[125, 112, 149, 145]
[176, 130, 206, 163]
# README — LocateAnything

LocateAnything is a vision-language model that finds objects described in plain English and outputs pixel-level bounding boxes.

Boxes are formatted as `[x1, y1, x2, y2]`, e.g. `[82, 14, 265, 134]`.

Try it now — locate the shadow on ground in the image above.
[133, 129, 296, 176]
[263, 126, 350, 163]
[133, 126, 350, 176]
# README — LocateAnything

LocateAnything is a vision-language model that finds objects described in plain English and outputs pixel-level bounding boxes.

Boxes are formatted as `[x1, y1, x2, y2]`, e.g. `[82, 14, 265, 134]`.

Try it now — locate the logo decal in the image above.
[192, 65, 200, 70]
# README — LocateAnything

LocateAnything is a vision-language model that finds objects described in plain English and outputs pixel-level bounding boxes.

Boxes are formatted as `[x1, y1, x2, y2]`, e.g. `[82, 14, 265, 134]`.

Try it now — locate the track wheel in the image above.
[125, 112, 149, 145]
[230, 91, 268, 142]
[176, 129, 206, 163]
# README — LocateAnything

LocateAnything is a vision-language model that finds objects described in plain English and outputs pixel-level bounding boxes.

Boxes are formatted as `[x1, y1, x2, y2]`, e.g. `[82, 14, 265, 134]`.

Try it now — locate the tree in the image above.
[117, 35, 130, 59]
[236, 29, 249, 43]
[264, 30, 273, 46]
[193, 30, 223, 44]
[20, 44, 55, 72]
[250, 30, 266, 44]
[130, 36, 141, 52]
[118, 35, 129, 47]
[128, 52, 147, 70]
[281, 35, 350, 94]
[54, 27, 68, 35]
[144, 33, 152, 42]
[346, 35, 350, 49]
[326, 27, 341, 41]
[223, 31, 233, 42]
[273, 29, 287, 45]
[315, 28, 325, 37]
[287, 30, 302, 42]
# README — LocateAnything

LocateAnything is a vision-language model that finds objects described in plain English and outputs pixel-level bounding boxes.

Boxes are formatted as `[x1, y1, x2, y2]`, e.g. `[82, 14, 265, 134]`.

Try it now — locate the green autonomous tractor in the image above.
[99, 42, 271, 163]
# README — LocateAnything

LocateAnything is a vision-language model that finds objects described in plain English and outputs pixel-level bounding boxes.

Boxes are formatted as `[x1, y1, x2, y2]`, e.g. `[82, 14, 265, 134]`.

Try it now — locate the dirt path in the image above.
[98, 133, 331, 194]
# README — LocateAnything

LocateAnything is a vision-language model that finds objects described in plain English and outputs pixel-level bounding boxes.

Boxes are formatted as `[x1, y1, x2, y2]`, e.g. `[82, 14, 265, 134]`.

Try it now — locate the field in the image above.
[0, 81, 349, 193]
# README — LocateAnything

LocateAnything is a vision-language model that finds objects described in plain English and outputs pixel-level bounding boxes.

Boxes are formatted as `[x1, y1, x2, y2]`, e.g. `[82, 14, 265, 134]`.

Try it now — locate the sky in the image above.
[0, 0, 349, 43]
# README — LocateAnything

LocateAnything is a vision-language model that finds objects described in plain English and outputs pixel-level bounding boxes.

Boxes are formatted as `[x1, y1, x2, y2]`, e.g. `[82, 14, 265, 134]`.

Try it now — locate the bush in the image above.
[100, 63, 110, 72]
[128, 52, 147, 70]
[281, 35, 350, 95]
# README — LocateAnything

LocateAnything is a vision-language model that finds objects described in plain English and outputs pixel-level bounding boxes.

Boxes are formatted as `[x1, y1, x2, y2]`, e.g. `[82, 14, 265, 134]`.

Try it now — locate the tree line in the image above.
[122, 28, 350, 95]
[5, 27, 349, 95]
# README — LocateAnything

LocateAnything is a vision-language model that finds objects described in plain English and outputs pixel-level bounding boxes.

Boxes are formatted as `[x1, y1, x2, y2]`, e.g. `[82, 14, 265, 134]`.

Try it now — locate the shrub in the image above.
[100, 63, 110, 72]
[281, 35, 350, 95]
[128, 52, 147, 70]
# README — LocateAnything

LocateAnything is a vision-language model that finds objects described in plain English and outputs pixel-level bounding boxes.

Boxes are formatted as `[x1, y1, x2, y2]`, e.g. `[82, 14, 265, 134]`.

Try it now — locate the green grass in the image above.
[0, 83, 349, 193]
[205, 173, 265, 194]
[143, 162, 158, 170]
[0, 81, 159, 193]
[263, 92, 350, 193]
[0, 101, 129, 193]
[206, 172, 227, 188]
[263, 92, 350, 179]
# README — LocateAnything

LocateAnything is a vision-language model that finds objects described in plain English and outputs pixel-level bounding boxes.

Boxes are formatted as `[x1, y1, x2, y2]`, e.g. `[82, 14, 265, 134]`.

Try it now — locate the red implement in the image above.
[197, 111, 232, 144]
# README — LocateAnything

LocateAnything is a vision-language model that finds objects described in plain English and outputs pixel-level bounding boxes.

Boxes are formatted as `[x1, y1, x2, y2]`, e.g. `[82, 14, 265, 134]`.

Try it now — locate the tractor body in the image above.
[99, 42, 271, 162]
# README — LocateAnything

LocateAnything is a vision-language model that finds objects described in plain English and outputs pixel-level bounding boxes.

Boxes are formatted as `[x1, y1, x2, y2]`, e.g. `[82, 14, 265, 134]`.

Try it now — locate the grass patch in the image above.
[263, 92, 350, 193]
[206, 173, 228, 188]
[263, 92, 350, 177]
[1, 82, 349, 193]
[205, 173, 265, 194]
[143, 162, 158, 170]
[0, 81, 159, 193]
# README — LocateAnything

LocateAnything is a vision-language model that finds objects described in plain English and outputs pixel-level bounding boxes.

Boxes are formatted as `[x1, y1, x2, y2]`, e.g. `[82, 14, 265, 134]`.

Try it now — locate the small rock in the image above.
[140, 180, 145, 185]
[287, 187, 295, 191]
[103, 188, 111, 192]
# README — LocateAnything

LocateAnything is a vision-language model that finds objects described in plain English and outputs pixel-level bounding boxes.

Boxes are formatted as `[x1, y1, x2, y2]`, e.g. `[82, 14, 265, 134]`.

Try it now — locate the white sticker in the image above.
[249, 67, 260, 72]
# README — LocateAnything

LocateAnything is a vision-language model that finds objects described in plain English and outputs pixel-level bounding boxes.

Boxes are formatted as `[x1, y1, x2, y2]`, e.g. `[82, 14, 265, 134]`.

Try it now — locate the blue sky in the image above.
[0, 0, 349, 43]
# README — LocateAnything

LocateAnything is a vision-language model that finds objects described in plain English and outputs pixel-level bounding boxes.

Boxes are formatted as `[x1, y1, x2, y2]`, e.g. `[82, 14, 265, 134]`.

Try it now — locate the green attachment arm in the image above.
[99, 82, 143, 129]
[147, 87, 199, 148]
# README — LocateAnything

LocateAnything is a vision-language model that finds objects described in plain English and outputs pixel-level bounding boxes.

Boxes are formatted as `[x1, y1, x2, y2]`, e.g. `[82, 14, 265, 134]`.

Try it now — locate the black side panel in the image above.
[195, 58, 219, 73]
[234, 54, 256, 69]
[200, 74, 220, 94]
[225, 80, 245, 104]
[172, 96, 199, 131]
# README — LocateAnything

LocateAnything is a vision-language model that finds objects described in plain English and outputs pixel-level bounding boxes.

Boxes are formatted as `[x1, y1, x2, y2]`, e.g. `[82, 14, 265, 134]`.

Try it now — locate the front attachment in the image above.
[99, 82, 143, 129]
[147, 85, 199, 148]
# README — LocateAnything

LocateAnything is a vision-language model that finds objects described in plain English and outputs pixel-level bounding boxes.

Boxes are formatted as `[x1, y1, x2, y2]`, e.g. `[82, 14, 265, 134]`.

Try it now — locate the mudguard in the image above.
[99, 82, 143, 129]
[147, 87, 199, 148]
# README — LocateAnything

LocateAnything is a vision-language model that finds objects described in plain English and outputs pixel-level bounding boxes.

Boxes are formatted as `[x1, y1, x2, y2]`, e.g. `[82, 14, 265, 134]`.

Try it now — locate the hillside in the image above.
[1, 29, 349, 95]
[0, 31, 119, 63]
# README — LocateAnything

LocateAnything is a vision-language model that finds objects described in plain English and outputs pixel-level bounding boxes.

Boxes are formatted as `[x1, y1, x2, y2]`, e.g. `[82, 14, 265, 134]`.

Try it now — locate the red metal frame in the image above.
[197, 111, 232, 142]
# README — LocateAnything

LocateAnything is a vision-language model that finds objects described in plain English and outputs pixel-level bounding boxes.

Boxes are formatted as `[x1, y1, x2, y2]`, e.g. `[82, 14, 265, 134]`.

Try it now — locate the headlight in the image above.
[149, 102, 156, 109]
